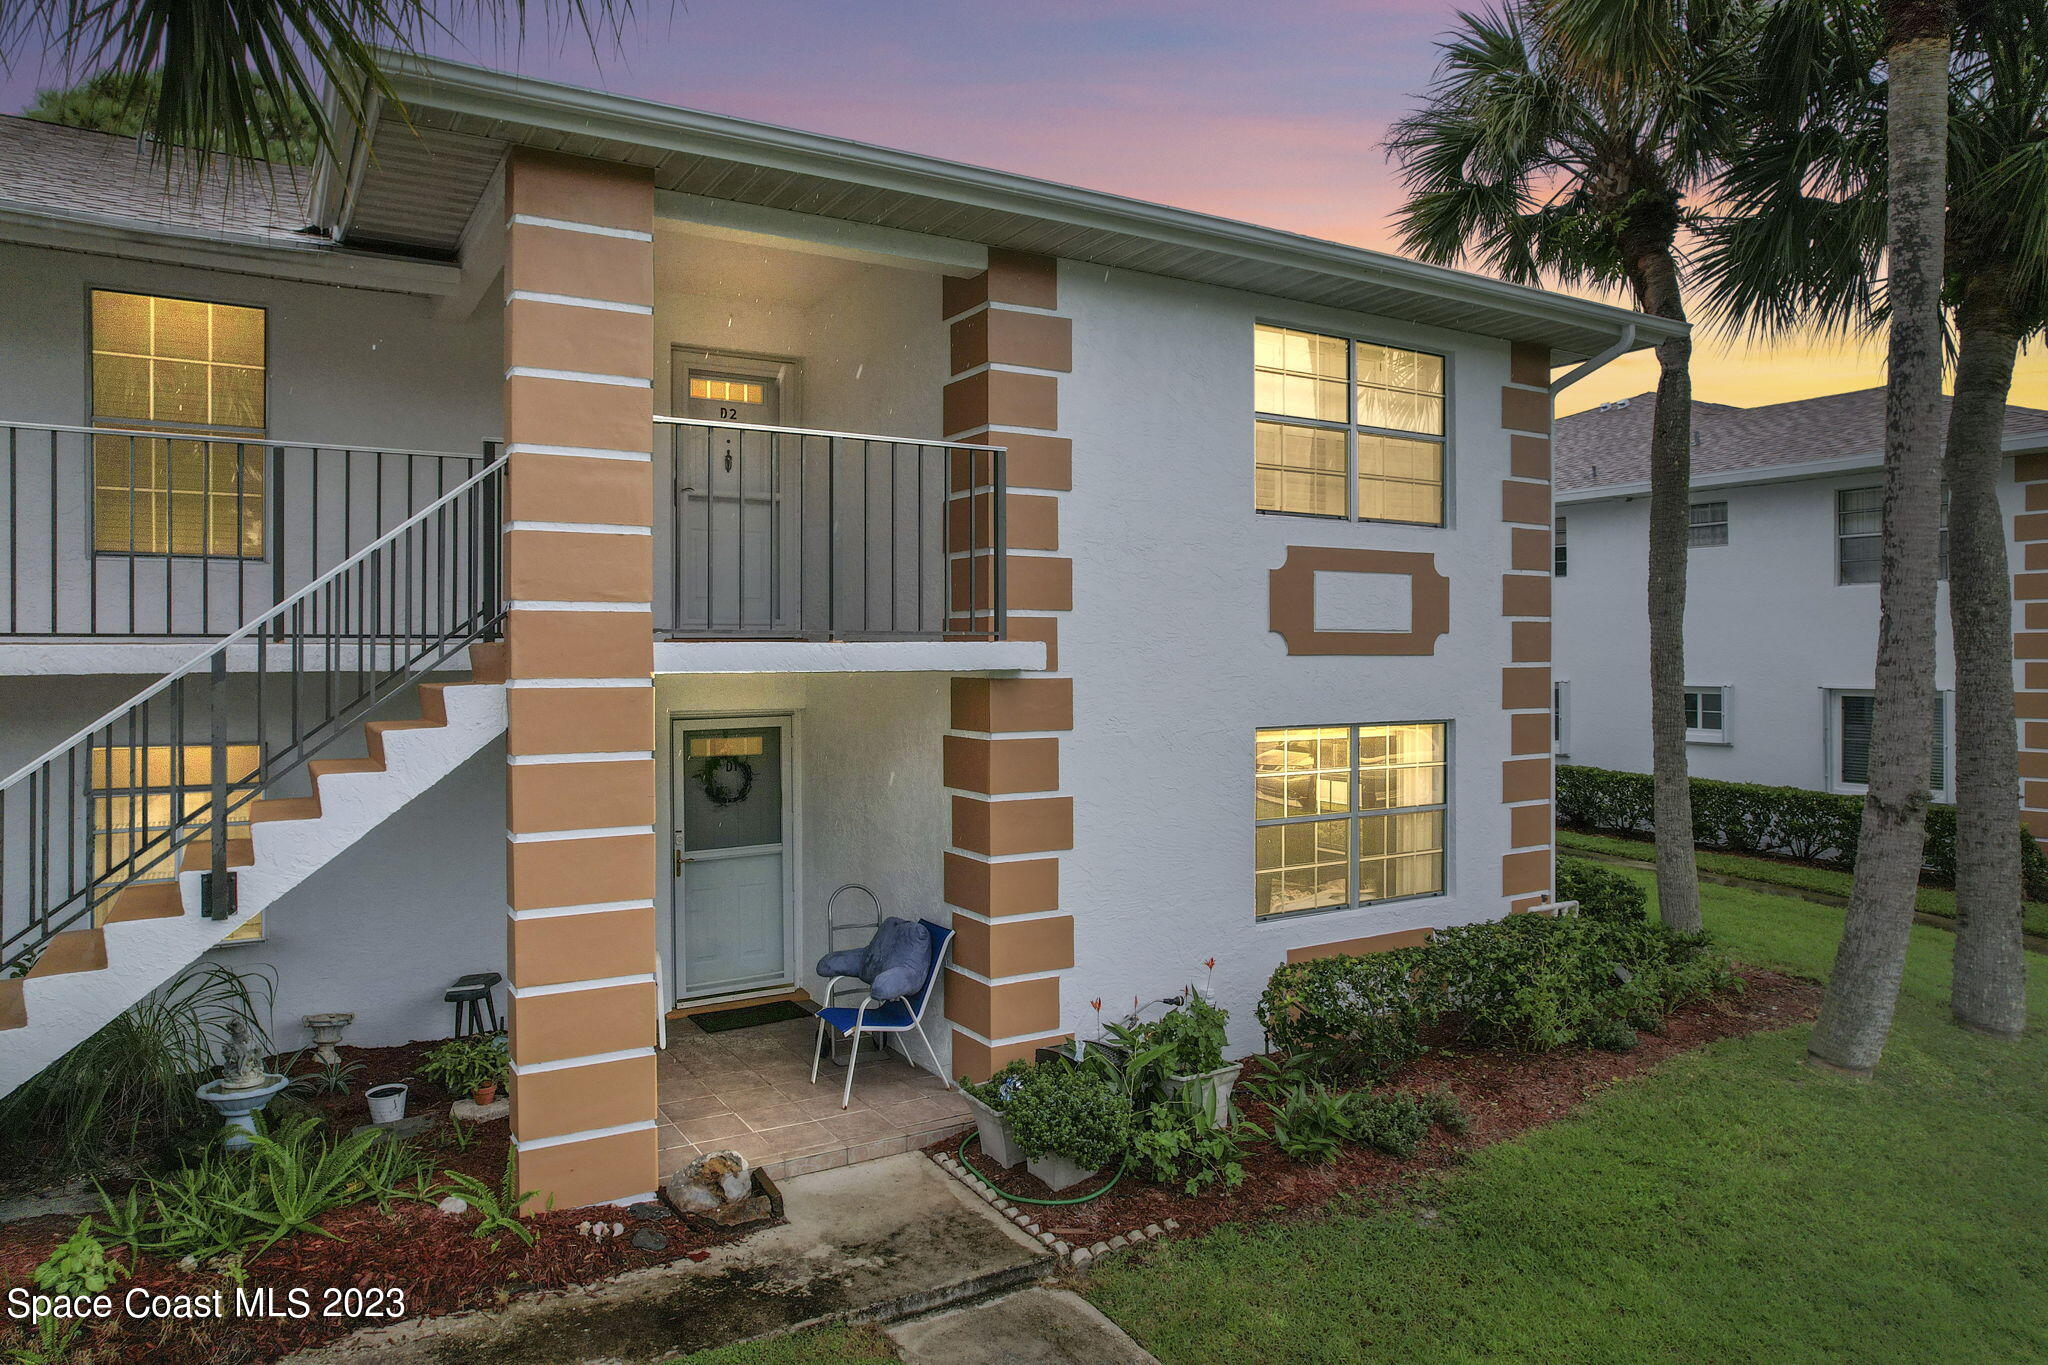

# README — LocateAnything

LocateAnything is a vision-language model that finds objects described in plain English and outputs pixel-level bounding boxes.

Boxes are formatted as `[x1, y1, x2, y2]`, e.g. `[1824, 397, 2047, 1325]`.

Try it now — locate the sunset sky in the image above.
[5, 0, 2040, 416]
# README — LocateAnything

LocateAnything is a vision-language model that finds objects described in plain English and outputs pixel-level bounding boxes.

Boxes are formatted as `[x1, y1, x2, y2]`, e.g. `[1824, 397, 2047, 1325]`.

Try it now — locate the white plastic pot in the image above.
[1025, 1152, 1100, 1193]
[365, 1082, 409, 1124]
[1164, 1060, 1244, 1120]
[962, 1092, 1025, 1168]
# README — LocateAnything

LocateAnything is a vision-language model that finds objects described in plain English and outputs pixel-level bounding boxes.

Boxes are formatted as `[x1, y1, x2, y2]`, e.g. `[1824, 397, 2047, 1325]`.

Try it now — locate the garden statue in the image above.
[196, 1017, 290, 1149]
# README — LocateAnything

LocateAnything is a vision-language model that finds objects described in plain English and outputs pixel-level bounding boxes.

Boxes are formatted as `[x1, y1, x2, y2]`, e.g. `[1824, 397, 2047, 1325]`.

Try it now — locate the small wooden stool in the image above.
[445, 972, 502, 1037]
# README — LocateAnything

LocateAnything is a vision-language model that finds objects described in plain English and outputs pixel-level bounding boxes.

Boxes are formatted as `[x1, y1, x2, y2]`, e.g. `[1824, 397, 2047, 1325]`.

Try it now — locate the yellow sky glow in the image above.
[1557, 331, 2048, 417]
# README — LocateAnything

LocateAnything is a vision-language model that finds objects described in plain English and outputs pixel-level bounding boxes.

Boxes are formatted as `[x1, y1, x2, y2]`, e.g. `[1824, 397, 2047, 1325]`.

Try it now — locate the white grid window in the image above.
[1254, 723, 1447, 918]
[1688, 501, 1728, 547]
[1684, 687, 1727, 743]
[1254, 324, 1446, 527]
[89, 290, 268, 559]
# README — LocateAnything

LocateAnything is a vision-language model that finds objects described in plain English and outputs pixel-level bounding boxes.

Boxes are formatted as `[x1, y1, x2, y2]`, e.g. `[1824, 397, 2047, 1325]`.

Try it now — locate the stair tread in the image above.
[309, 757, 385, 778]
[176, 837, 254, 872]
[102, 882, 184, 925]
[25, 929, 107, 979]
[0, 980, 22, 1031]
[249, 796, 321, 823]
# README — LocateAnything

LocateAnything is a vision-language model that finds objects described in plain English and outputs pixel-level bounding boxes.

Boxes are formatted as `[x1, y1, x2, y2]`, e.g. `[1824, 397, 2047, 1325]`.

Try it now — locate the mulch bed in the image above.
[0, 1038, 763, 1365]
[931, 965, 1822, 1244]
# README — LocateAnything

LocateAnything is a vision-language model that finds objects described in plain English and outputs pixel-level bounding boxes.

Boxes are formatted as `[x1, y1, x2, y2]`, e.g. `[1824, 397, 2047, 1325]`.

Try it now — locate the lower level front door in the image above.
[671, 717, 794, 1001]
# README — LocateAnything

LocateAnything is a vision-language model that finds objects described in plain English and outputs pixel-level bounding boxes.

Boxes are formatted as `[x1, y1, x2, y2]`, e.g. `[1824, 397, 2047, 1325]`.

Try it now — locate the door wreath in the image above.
[697, 754, 756, 805]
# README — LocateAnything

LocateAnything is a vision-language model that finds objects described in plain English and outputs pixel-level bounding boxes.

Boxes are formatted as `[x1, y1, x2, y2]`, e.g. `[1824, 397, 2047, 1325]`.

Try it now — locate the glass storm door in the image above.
[673, 357, 788, 630]
[672, 719, 792, 999]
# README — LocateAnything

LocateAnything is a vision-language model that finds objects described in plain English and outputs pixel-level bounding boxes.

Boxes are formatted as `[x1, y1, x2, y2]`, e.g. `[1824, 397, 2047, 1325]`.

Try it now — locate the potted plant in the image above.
[1153, 990, 1241, 1119]
[958, 1061, 1030, 1168]
[1003, 1062, 1133, 1192]
[421, 1033, 510, 1105]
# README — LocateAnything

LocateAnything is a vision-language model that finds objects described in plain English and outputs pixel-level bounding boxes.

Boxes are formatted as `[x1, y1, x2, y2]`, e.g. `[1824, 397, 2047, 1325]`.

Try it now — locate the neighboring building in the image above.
[1553, 390, 2048, 820]
[0, 55, 1669, 1208]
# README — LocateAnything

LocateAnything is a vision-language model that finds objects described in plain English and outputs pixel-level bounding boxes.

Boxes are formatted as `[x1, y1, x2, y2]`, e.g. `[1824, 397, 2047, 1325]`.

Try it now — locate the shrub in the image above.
[32, 1222, 123, 1296]
[1557, 762, 2048, 897]
[1344, 1092, 1432, 1158]
[1127, 1102, 1247, 1195]
[0, 964, 273, 1180]
[420, 1034, 510, 1096]
[1556, 856, 1648, 924]
[1249, 1082, 1352, 1163]
[1255, 947, 1435, 1080]
[1002, 1065, 1132, 1171]
[960, 1059, 1031, 1110]
[1419, 1086, 1469, 1135]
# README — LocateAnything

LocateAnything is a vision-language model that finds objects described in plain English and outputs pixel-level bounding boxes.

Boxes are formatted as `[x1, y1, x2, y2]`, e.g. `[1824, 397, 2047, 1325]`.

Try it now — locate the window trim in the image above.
[1553, 514, 1567, 577]
[1687, 500, 1728, 548]
[1683, 685, 1730, 745]
[1252, 319, 1453, 529]
[1834, 483, 1952, 586]
[1825, 688, 1950, 801]
[1253, 719, 1452, 922]
[84, 285, 272, 563]
[1552, 680, 1570, 759]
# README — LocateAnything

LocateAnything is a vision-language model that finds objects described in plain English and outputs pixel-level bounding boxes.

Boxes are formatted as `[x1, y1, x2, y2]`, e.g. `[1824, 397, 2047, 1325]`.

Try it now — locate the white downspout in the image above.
[1549, 323, 1639, 395]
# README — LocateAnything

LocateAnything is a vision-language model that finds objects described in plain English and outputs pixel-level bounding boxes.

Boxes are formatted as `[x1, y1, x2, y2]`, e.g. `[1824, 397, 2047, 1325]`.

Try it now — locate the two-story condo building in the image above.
[0, 55, 1670, 1209]
[1553, 390, 2048, 828]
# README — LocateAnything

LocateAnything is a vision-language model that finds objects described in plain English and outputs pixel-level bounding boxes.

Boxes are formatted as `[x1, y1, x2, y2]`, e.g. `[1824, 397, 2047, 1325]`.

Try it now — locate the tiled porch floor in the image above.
[657, 1012, 973, 1180]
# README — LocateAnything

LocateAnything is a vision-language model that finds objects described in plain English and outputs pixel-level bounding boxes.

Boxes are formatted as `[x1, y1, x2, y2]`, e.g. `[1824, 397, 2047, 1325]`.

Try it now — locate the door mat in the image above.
[691, 1000, 810, 1033]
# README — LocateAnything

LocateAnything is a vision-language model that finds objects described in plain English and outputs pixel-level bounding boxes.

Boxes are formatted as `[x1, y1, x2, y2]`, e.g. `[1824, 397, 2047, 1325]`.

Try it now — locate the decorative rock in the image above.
[436, 1196, 470, 1215]
[1052, 1241, 1072, 1257]
[177, 1256, 199, 1272]
[1039, 1232, 1057, 1246]
[629, 1201, 667, 1222]
[1164, 1219, 1180, 1231]
[1108, 1234, 1130, 1250]
[663, 1151, 772, 1227]
[1144, 1223, 1164, 1239]
[629, 1228, 668, 1251]
[1070, 1248, 1092, 1267]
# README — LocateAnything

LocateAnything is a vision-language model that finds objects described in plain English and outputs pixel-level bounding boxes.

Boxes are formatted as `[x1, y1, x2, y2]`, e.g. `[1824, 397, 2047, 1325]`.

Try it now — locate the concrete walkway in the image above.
[286, 1153, 1049, 1364]
[888, 1288, 1161, 1365]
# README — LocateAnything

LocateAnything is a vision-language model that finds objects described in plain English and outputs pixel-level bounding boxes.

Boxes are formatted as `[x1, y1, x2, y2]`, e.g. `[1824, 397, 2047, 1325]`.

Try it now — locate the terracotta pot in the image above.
[471, 1082, 499, 1106]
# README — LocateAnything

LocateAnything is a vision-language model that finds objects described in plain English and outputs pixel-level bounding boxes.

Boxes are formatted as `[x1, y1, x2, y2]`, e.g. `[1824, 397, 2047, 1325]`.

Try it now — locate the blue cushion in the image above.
[815, 947, 866, 979]
[818, 1000, 914, 1033]
[862, 916, 932, 1002]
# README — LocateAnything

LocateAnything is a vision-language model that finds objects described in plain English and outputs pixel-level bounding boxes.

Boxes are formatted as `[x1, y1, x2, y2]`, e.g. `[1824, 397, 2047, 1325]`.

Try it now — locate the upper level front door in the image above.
[669, 349, 799, 632]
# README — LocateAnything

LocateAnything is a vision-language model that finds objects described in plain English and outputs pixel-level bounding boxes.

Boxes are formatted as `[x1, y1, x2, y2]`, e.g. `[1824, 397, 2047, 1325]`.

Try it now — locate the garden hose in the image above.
[955, 1128, 1126, 1204]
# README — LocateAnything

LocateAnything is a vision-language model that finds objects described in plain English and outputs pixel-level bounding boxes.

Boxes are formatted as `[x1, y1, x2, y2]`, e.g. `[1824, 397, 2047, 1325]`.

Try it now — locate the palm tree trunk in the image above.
[1808, 15, 1952, 1075]
[1630, 244, 1703, 935]
[1946, 270, 2028, 1037]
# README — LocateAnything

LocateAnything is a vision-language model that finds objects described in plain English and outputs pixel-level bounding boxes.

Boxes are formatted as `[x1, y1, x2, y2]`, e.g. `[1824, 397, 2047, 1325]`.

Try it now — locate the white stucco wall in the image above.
[0, 241, 502, 638]
[1552, 470, 2026, 797]
[651, 668, 952, 1069]
[1053, 266, 1532, 1057]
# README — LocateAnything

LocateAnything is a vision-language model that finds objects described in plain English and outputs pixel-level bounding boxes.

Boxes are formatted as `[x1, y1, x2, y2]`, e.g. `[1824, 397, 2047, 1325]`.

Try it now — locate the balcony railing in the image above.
[0, 421, 493, 638]
[654, 417, 1005, 641]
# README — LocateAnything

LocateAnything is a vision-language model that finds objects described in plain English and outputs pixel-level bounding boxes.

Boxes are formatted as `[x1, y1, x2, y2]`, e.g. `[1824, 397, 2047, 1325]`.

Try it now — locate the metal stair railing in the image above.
[0, 447, 508, 973]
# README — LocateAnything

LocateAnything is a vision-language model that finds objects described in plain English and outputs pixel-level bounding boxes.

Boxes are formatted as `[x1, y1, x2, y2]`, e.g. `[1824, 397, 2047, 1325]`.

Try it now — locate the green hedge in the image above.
[1555, 764, 2048, 900]
[1255, 912, 1737, 1069]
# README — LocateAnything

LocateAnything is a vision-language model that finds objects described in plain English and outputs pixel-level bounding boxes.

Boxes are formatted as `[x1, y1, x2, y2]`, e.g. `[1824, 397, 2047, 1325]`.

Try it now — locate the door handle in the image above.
[674, 851, 698, 876]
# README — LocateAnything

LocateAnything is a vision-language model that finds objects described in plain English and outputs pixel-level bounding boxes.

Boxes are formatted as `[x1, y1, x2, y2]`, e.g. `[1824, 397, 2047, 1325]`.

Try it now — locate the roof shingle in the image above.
[1555, 388, 2048, 492]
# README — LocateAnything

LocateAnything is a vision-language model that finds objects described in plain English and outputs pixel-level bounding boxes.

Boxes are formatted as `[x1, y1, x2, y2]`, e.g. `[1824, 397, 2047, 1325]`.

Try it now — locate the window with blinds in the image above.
[1838, 485, 1948, 584]
[89, 290, 267, 558]
[1834, 692, 1946, 795]
[1688, 501, 1728, 547]
[1253, 722, 1448, 918]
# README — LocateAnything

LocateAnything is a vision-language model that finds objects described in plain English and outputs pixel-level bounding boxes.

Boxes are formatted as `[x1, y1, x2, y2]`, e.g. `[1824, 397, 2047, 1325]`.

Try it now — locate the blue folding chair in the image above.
[810, 918, 954, 1109]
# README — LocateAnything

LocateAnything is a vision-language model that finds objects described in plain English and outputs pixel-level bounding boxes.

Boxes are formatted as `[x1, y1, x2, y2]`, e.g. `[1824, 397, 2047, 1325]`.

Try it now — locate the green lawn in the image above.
[1084, 870, 2048, 1364]
[1559, 826, 2048, 938]
[681, 1325, 900, 1364]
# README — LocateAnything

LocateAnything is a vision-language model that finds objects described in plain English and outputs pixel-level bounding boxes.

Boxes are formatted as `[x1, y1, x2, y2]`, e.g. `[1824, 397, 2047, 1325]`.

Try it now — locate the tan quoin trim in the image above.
[513, 1127, 659, 1211]
[1499, 346, 1556, 907]
[2013, 453, 2048, 845]
[1267, 546, 1450, 656]
[951, 1032, 1069, 1079]
[1285, 927, 1434, 963]
[501, 148, 658, 1211]
[943, 249, 1075, 1080]
[511, 1053, 657, 1143]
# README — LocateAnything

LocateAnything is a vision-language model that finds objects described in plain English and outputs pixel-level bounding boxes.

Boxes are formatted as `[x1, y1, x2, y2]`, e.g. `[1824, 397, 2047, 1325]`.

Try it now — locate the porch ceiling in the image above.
[326, 54, 1676, 364]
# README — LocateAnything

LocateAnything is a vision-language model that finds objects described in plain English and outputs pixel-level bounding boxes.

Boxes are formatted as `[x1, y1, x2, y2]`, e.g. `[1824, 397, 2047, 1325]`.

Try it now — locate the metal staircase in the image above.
[0, 454, 509, 1095]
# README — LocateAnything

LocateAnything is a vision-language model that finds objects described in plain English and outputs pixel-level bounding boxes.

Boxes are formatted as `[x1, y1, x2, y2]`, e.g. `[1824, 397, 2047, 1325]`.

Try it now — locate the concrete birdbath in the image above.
[195, 1019, 289, 1150]
[303, 1011, 356, 1065]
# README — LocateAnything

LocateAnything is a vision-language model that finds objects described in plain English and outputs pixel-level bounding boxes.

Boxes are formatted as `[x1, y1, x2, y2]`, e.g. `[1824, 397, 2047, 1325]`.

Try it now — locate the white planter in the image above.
[1164, 1060, 1244, 1120]
[365, 1083, 409, 1124]
[962, 1092, 1025, 1168]
[1025, 1152, 1100, 1193]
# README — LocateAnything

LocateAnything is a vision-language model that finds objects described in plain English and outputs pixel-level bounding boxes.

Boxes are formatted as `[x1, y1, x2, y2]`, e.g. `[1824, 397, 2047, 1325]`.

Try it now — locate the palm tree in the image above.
[1804, 0, 1955, 1074]
[1707, 0, 2032, 1051]
[0, 1, 626, 173]
[1388, 0, 1761, 935]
